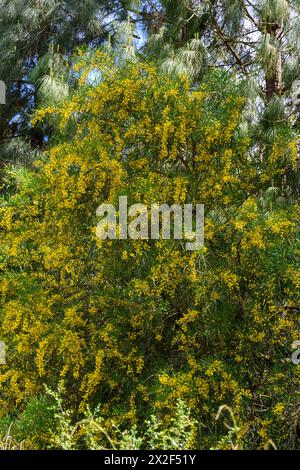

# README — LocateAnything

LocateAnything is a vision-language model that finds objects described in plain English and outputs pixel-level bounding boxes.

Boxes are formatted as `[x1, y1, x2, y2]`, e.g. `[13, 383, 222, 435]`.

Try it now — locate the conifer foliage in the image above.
[0, 0, 299, 451]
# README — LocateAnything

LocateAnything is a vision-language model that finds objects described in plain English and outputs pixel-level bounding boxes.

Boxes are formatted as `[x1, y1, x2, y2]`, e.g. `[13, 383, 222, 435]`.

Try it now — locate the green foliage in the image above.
[0, 387, 197, 450]
[144, 401, 197, 450]
[0, 53, 299, 449]
[0, 0, 129, 162]
[0, 395, 55, 449]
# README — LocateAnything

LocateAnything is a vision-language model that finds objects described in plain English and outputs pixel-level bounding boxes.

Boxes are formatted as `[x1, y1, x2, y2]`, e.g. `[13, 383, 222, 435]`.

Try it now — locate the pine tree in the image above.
[0, 0, 130, 163]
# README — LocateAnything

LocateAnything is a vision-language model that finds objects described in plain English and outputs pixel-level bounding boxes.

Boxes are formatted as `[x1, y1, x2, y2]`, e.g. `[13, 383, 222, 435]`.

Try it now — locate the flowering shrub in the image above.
[0, 52, 299, 448]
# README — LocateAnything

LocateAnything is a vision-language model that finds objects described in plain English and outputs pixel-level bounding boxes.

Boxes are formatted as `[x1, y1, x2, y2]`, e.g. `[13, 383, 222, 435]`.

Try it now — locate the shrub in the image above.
[0, 52, 299, 449]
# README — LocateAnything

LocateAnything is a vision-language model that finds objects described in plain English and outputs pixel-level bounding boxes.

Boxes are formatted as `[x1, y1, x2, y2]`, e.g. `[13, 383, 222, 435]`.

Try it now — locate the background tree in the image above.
[139, 1, 300, 97]
[0, 0, 134, 164]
